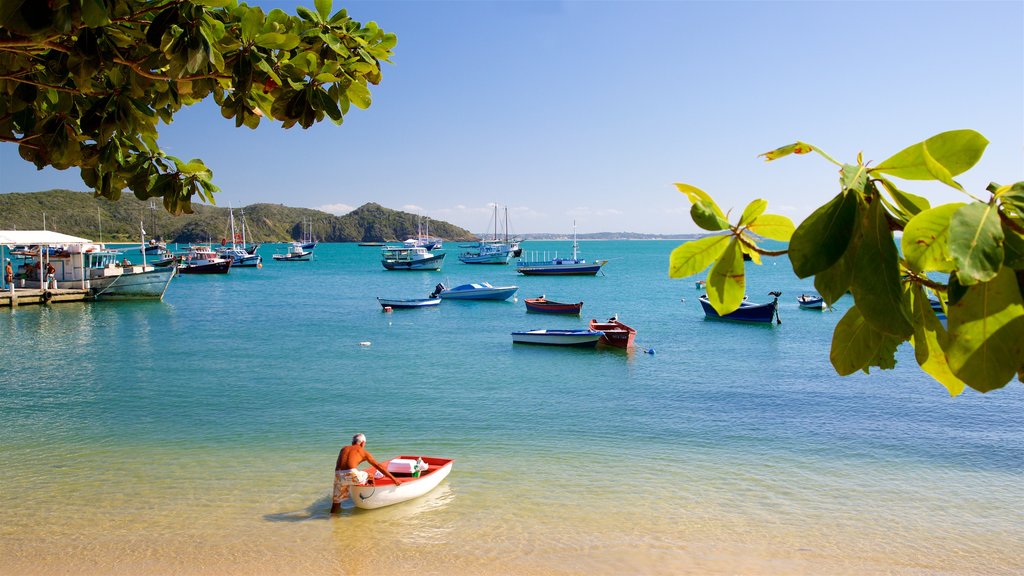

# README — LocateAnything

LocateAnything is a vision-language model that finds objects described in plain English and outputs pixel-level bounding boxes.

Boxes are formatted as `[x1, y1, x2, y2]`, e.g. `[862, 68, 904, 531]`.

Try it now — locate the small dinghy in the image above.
[376, 297, 441, 309]
[589, 316, 636, 349]
[349, 455, 454, 510]
[524, 297, 583, 315]
[511, 329, 604, 347]
[797, 294, 825, 310]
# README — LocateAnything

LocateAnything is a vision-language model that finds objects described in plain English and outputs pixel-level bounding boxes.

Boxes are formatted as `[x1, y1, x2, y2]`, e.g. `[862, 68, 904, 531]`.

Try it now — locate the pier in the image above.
[0, 288, 91, 307]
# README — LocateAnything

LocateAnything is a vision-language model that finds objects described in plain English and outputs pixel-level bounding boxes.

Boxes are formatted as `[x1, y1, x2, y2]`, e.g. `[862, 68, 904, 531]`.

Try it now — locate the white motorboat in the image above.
[510, 329, 604, 347]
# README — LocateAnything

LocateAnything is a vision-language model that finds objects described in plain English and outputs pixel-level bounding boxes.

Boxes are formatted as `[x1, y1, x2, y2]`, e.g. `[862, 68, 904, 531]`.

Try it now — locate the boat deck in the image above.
[0, 288, 91, 307]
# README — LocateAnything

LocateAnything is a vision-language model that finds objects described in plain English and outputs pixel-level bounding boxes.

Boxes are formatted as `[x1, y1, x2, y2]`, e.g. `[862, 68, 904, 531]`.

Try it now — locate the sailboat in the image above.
[300, 216, 318, 250]
[459, 205, 513, 264]
[216, 206, 262, 267]
[143, 201, 168, 255]
[515, 221, 607, 276]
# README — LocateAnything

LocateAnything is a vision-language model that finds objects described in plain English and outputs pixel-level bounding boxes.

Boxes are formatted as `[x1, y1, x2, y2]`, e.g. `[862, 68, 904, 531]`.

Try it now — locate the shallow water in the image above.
[1, 241, 1022, 575]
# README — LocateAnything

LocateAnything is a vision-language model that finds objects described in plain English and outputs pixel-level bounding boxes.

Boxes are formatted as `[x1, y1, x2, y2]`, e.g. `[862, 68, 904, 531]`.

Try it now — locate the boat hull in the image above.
[511, 329, 603, 347]
[524, 298, 583, 315]
[699, 296, 777, 323]
[797, 295, 825, 310]
[89, 266, 176, 300]
[458, 253, 511, 264]
[349, 456, 453, 510]
[382, 253, 446, 271]
[178, 260, 231, 274]
[589, 318, 636, 349]
[516, 260, 607, 276]
[272, 253, 311, 261]
[439, 285, 518, 301]
[377, 297, 442, 309]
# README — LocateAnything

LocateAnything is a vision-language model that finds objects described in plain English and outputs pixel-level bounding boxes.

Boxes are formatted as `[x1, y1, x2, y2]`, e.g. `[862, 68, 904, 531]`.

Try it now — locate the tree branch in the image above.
[0, 75, 84, 94]
[736, 231, 788, 257]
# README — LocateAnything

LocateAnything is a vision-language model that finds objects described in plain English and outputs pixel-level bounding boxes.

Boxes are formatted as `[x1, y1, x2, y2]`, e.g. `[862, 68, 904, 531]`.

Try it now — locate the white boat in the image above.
[273, 242, 313, 261]
[349, 456, 454, 510]
[1, 230, 175, 300]
[511, 329, 604, 347]
[178, 245, 232, 274]
[797, 294, 825, 310]
[376, 297, 442, 309]
[381, 243, 445, 270]
[436, 281, 518, 301]
[459, 205, 515, 264]
[217, 207, 262, 267]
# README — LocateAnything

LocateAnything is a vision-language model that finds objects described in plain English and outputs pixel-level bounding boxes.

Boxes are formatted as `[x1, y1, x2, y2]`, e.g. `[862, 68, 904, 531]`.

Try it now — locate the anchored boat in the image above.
[589, 316, 637, 349]
[698, 292, 781, 324]
[435, 282, 518, 301]
[511, 329, 604, 347]
[524, 297, 583, 315]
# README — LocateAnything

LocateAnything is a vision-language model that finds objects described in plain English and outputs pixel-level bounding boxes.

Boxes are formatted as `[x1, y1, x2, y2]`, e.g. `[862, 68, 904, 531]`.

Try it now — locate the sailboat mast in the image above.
[572, 220, 578, 260]
[229, 206, 237, 249]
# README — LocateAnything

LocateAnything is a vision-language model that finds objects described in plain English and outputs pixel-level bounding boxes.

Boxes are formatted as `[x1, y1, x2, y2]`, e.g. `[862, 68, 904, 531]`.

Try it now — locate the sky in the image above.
[1, 0, 1022, 234]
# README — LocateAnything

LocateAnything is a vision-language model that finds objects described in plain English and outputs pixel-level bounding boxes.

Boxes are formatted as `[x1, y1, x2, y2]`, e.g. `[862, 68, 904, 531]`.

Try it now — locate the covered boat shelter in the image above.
[1, 230, 93, 306]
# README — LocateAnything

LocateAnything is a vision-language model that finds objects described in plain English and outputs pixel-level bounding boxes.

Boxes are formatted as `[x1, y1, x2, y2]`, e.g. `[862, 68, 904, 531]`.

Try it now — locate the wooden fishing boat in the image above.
[511, 329, 604, 347]
[524, 297, 583, 315]
[348, 456, 454, 510]
[797, 294, 825, 309]
[436, 282, 518, 301]
[376, 297, 441, 309]
[589, 316, 636, 349]
[698, 292, 780, 324]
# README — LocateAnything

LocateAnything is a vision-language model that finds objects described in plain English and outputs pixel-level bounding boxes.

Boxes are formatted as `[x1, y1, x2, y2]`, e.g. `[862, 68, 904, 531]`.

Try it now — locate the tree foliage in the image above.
[0, 0, 395, 214]
[670, 130, 1024, 394]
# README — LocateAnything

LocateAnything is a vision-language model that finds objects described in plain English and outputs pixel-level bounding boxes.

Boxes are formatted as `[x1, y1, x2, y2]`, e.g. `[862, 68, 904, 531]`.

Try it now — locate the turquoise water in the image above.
[2, 240, 1022, 575]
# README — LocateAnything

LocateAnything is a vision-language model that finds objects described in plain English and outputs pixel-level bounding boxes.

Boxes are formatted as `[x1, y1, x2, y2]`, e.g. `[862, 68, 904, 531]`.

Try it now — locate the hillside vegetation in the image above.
[0, 191, 474, 243]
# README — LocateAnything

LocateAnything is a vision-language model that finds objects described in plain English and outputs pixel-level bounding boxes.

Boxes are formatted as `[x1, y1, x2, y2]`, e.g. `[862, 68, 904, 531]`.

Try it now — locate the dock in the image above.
[0, 288, 91, 308]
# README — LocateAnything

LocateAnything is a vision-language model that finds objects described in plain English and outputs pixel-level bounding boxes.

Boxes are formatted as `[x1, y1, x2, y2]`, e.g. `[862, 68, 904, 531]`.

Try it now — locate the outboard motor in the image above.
[430, 283, 446, 298]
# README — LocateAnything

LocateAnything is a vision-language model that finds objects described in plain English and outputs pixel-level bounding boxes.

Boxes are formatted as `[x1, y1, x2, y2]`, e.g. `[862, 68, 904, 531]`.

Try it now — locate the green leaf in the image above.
[909, 285, 966, 396]
[81, 0, 110, 27]
[947, 267, 1024, 392]
[789, 190, 859, 278]
[840, 163, 869, 193]
[738, 199, 767, 227]
[346, 80, 371, 109]
[877, 177, 930, 217]
[901, 203, 965, 273]
[829, 306, 881, 376]
[194, 0, 233, 6]
[240, 7, 263, 42]
[922, 141, 963, 191]
[872, 129, 989, 181]
[850, 196, 913, 338]
[674, 183, 728, 221]
[255, 32, 301, 50]
[1002, 224, 1024, 269]
[690, 201, 729, 231]
[296, 6, 319, 22]
[706, 237, 745, 315]
[814, 246, 855, 306]
[747, 214, 794, 241]
[315, 0, 333, 20]
[668, 235, 730, 278]
[949, 202, 1004, 285]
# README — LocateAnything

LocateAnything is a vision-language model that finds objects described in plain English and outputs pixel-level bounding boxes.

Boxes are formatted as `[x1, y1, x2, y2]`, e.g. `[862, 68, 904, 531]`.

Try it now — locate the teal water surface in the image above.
[1, 240, 1021, 575]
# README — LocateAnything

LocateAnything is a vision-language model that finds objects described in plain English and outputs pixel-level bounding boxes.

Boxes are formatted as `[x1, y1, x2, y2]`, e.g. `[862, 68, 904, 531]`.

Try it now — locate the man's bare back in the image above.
[336, 444, 370, 470]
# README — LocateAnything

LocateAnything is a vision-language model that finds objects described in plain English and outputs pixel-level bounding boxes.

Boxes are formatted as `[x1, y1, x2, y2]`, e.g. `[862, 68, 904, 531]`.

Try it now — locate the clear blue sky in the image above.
[1, 0, 1021, 234]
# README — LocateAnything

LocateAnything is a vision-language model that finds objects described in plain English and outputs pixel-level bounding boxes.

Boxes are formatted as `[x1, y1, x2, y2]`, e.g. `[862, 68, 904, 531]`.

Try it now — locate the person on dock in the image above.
[331, 433, 402, 513]
[4, 259, 12, 290]
[45, 262, 57, 289]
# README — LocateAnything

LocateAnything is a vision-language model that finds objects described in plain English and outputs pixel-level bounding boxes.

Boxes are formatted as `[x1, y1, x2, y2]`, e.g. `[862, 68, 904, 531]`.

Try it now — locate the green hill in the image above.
[0, 191, 475, 243]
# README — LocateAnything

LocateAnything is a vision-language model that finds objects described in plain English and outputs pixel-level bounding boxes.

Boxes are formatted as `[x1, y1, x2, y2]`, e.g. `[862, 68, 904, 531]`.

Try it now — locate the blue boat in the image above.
[435, 282, 518, 301]
[698, 292, 781, 324]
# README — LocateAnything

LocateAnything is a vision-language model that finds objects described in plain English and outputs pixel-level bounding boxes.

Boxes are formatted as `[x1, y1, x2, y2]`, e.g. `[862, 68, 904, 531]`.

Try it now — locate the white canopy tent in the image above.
[1, 230, 94, 290]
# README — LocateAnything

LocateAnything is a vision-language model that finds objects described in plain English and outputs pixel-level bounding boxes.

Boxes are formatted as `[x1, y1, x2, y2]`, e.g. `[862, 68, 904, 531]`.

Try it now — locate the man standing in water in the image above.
[331, 433, 402, 513]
